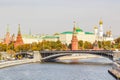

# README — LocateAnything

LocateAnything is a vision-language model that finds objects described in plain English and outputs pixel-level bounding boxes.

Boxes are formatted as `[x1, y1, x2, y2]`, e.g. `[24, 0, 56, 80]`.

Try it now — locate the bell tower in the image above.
[99, 19, 103, 40]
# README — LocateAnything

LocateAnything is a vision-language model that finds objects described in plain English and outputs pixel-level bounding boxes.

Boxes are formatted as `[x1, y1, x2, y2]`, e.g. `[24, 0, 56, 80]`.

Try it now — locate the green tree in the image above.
[15, 45, 22, 52]
[115, 37, 120, 43]
[78, 40, 83, 49]
[7, 42, 14, 51]
[55, 40, 62, 50]
[21, 44, 31, 51]
[98, 41, 102, 48]
[31, 42, 39, 51]
[103, 41, 111, 50]
[84, 41, 93, 49]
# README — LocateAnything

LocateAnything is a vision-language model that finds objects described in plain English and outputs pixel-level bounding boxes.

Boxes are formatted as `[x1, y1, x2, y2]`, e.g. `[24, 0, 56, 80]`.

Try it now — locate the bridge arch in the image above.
[40, 50, 114, 62]
[15, 52, 33, 59]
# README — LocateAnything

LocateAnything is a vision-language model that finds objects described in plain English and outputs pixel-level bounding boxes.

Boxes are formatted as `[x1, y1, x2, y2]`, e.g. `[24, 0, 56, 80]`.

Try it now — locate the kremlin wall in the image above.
[1, 20, 114, 48]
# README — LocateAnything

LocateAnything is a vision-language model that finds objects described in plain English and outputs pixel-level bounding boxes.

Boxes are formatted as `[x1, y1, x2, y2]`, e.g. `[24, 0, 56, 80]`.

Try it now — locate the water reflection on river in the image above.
[0, 58, 116, 80]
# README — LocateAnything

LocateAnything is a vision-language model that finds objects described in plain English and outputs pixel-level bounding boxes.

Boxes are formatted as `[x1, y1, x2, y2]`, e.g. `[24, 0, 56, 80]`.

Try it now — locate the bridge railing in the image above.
[40, 50, 113, 54]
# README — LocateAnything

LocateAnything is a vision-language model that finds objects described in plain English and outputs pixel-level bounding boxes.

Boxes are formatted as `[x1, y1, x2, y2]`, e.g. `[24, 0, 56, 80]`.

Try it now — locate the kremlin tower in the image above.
[4, 24, 10, 45]
[14, 24, 24, 47]
[71, 22, 78, 50]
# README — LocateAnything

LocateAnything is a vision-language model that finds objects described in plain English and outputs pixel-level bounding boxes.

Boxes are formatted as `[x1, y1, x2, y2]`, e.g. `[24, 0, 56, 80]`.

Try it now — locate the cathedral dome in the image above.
[99, 19, 103, 25]
[94, 26, 98, 29]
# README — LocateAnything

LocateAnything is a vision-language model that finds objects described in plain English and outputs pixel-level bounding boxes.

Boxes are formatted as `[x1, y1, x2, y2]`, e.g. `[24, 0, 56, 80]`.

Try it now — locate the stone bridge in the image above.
[16, 50, 120, 62]
[38, 50, 120, 62]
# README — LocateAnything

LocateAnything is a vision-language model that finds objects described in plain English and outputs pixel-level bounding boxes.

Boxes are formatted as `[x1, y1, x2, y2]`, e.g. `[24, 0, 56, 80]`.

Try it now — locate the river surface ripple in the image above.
[0, 58, 116, 80]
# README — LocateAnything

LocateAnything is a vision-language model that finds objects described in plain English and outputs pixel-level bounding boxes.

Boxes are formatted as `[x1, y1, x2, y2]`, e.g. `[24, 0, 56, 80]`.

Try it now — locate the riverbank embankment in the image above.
[0, 59, 34, 69]
[108, 62, 120, 79]
[0, 51, 42, 69]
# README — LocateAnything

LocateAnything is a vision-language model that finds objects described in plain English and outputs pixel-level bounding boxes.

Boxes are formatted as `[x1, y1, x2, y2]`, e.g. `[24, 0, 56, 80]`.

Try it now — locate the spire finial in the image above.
[18, 24, 21, 34]
[29, 28, 31, 35]
[7, 24, 9, 32]
[73, 21, 76, 27]
[73, 21, 77, 34]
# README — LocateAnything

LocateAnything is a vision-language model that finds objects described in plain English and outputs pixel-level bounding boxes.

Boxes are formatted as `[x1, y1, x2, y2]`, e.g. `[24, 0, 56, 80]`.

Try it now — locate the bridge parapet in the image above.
[40, 50, 113, 54]
[113, 51, 120, 61]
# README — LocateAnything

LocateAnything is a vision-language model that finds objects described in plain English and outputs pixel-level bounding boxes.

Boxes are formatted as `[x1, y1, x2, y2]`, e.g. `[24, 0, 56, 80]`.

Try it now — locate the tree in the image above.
[98, 41, 102, 48]
[2, 44, 7, 51]
[78, 40, 83, 49]
[14, 45, 22, 52]
[55, 40, 62, 50]
[68, 44, 71, 50]
[103, 41, 111, 50]
[21, 44, 31, 51]
[7, 42, 14, 51]
[31, 42, 39, 51]
[115, 37, 120, 44]
[84, 41, 93, 49]
[62, 44, 67, 50]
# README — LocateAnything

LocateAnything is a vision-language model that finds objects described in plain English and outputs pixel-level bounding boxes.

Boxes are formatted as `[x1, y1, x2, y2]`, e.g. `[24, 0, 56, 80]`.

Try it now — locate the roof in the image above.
[61, 31, 73, 34]
[22, 34, 40, 39]
[43, 36, 59, 39]
[85, 32, 94, 35]
[76, 27, 83, 32]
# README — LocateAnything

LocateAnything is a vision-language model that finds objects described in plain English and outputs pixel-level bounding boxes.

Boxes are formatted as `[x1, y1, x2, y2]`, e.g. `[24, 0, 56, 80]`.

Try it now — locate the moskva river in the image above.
[0, 58, 116, 80]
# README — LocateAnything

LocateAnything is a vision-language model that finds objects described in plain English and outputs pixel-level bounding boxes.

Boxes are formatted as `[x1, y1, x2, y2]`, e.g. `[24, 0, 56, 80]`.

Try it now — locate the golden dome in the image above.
[94, 26, 98, 29]
[99, 19, 103, 25]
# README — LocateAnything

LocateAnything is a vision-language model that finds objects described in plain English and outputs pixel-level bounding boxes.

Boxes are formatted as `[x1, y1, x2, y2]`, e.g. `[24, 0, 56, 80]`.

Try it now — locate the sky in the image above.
[0, 0, 120, 38]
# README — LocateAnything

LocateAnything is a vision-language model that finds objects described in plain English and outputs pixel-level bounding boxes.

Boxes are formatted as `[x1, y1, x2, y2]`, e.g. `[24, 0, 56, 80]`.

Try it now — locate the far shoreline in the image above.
[56, 54, 103, 60]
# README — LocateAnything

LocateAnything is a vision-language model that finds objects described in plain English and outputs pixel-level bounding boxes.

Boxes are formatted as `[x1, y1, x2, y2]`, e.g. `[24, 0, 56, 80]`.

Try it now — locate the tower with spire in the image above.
[14, 24, 24, 47]
[99, 19, 103, 40]
[71, 21, 78, 50]
[4, 24, 11, 45]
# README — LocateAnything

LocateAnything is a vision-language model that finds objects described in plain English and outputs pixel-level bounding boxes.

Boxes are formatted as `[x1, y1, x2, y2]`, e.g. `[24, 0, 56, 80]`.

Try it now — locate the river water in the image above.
[0, 58, 116, 80]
